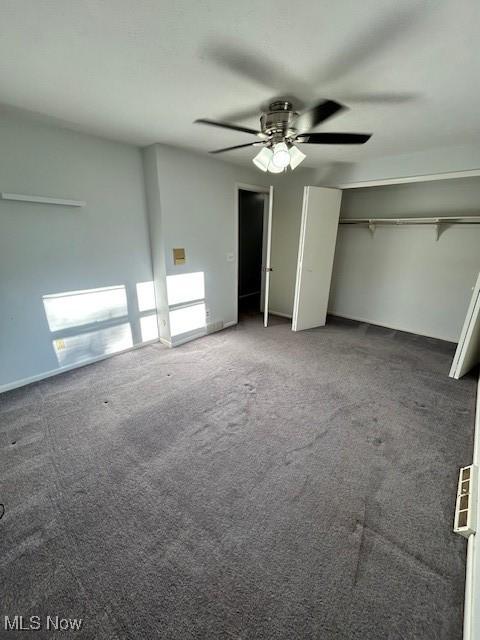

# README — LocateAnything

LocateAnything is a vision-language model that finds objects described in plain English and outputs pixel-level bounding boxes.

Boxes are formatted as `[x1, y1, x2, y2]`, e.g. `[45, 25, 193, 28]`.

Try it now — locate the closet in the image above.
[291, 174, 480, 345]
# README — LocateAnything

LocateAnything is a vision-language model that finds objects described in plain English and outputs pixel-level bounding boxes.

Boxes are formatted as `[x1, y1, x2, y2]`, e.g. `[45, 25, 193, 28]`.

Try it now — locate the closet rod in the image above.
[339, 216, 480, 225]
[338, 215, 480, 241]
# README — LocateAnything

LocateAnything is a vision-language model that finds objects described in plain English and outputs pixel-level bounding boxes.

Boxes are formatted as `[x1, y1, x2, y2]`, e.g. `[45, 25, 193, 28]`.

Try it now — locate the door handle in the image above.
[263, 266, 273, 272]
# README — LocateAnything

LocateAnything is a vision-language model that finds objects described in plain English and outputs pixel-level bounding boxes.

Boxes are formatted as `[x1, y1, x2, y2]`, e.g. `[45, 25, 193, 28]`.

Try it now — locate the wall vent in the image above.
[454, 465, 477, 538]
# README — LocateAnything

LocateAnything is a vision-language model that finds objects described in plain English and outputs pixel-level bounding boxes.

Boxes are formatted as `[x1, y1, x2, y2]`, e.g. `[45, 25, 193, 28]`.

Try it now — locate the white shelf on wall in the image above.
[1, 192, 86, 207]
[339, 215, 480, 241]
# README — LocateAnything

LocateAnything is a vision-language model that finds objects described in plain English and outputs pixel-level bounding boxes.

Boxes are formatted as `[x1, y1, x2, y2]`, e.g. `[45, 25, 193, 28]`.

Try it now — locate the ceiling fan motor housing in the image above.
[196, 97, 371, 158]
[261, 101, 297, 141]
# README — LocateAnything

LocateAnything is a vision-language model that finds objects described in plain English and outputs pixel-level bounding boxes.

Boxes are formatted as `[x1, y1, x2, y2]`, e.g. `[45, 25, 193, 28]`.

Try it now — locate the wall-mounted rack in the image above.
[1, 192, 86, 207]
[339, 215, 480, 241]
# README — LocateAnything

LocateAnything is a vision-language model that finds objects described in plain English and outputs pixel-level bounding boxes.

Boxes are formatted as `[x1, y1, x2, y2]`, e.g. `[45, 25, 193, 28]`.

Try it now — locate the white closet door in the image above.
[449, 272, 480, 379]
[292, 186, 342, 332]
[263, 185, 274, 328]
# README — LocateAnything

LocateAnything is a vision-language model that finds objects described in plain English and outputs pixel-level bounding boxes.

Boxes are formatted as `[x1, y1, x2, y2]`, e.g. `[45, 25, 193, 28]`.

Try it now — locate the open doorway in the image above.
[237, 187, 269, 321]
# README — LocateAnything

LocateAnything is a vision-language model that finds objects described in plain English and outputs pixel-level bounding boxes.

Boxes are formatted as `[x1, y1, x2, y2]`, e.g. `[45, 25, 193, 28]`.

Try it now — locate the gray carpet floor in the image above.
[0, 315, 477, 639]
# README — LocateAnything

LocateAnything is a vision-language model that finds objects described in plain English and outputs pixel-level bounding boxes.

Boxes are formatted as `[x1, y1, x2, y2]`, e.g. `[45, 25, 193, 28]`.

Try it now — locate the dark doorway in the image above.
[238, 189, 266, 316]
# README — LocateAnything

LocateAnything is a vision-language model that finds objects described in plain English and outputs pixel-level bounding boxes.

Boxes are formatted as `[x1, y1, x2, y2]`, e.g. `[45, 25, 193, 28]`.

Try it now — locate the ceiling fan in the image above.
[194, 98, 371, 173]
[194, 3, 428, 174]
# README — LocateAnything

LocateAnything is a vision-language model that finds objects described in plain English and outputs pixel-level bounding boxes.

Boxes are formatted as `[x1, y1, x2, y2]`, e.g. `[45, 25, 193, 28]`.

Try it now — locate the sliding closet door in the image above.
[292, 186, 342, 331]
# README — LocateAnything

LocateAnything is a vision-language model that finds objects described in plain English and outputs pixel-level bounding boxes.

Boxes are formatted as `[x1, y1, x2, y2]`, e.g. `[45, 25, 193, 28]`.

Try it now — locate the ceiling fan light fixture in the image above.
[271, 142, 291, 169]
[252, 147, 273, 172]
[267, 160, 284, 174]
[289, 144, 306, 170]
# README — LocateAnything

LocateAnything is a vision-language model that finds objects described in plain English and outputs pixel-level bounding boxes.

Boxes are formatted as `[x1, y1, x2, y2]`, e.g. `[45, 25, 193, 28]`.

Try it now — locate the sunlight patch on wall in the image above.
[136, 281, 156, 313]
[136, 281, 159, 341]
[166, 272, 205, 306]
[169, 302, 206, 337]
[43, 285, 127, 331]
[166, 272, 206, 338]
[140, 314, 159, 342]
[53, 323, 133, 367]
[43, 285, 136, 366]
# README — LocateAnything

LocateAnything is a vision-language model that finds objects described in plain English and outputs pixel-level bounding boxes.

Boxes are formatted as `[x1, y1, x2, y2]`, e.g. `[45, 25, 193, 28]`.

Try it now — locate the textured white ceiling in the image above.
[0, 0, 479, 167]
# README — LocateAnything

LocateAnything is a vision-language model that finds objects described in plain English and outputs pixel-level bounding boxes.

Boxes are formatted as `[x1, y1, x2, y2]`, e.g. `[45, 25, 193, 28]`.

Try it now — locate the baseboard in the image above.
[0, 338, 161, 394]
[328, 311, 457, 344]
[160, 321, 237, 349]
[269, 310, 293, 319]
[170, 328, 208, 347]
[170, 320, 238, 347]
[238, 292, 260, 300]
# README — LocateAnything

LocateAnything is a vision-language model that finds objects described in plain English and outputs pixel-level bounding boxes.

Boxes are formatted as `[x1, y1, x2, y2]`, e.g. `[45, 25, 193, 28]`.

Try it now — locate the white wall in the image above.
[143, 143, 269, 344]
[3, 113, 477, 391]
[329, 178, 480, 342]
[323, 142, 480, 186]
[0, 114, 154, 390]
[340, 177, 480, 218]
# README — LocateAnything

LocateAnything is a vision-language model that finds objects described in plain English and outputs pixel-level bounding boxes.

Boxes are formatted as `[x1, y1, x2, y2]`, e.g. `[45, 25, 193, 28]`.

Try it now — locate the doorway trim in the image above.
[234, 183, 271, 325]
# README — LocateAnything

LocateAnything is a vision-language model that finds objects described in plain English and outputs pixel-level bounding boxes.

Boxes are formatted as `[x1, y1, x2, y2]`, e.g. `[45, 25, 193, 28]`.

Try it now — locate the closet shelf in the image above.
[1, 192, 85, 207]
[339, 215, 480, 241]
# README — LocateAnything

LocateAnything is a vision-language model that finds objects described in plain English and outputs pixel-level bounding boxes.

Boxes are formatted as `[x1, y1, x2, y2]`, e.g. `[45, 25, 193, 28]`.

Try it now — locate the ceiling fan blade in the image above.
[218, 104, 261, 124]
[209, 142, 261, 154]
[297, 133, 371, 145]
[195, 118, 261, 136]
[202, 44, 312, 99]
[339, 92, 418, 105]
[293, 100, 346, 132]
[315, 5, 428, 85]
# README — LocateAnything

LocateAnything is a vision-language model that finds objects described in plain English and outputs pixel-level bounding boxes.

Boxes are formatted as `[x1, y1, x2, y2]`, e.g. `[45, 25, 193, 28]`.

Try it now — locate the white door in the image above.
[263, 185, 274, 327]
[292, 186, 342, 332]
[449, 272, 480, 379]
